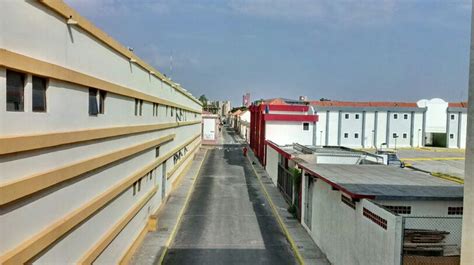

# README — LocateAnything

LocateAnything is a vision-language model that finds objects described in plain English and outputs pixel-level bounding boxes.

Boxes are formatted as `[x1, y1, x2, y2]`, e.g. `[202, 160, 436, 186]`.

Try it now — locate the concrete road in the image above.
[397, 149, 465, 179]
[162, 146, 298, 265]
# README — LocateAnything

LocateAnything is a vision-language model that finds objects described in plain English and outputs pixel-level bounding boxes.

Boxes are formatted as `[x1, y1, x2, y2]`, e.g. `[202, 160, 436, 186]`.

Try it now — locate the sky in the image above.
[65, 0, 472, 107]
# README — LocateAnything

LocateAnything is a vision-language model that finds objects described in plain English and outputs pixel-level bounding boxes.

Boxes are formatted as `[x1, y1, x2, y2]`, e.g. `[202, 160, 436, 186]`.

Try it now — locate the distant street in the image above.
[163, 127, 297, 265]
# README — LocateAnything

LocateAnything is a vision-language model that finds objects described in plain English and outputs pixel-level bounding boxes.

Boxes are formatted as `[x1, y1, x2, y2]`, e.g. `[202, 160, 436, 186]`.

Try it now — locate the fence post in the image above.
[400, 217, 405, 265]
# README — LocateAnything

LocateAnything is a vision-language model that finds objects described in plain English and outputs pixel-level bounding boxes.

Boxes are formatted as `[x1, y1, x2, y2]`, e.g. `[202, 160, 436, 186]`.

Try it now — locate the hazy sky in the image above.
[65, 0, 472, 106]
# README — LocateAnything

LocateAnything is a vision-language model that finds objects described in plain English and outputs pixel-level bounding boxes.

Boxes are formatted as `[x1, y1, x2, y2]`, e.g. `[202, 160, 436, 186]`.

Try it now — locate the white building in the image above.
[0, 1, 202, 264]
[236, 109, 251, 143]
[311, 98, 468, 149]
[264, 142, 464, 265]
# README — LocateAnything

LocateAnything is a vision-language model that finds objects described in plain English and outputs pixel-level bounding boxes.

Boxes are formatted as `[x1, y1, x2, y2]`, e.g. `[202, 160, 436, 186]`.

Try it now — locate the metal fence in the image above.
[401, 216, 463, 265]
[277, 163, 293, 204]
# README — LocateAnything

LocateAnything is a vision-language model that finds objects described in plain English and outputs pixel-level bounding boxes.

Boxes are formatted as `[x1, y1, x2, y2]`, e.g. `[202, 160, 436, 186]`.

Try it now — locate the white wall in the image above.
[0, 1, 201, 263]
[418, 98, 448, 133]
[340, 112, 363, 147]
[386, 111, 412, 148]
[265, 121, 313, 146]
[300, 174, 403, 265]
[265, 145, 280, 185]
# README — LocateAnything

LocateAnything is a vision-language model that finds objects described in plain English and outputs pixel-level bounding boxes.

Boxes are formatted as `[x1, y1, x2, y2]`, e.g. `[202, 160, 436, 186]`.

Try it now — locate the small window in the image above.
[344, 133, 349, 138]
[32, 76, 47, 112]
[451, 114, 455, 120]
[448, 207, 463, 215]
[303, 123, 309, 131]
[394, 114, 398, 119]
[133, 182, 137, 196]
[155, 146, 160, 158]
[135, 99, 143, 116]
[393, 133, 398, 138]
[384, 205, 411, 215]
[450, 134, 454, 139]
[345, 113, 349, 119]
[171, 107, 174, 117]
[6, 70, 25, 112]
[404, 114, 408, 120]
[355, 114, 360, 119]
[99, 90, 106, 114]
[137, 178, 142, 192]
[403, 133, 407, 139]
[153, 103, 159, 116]
[89, 88, 98, 116]
[354, 133, 359, 139]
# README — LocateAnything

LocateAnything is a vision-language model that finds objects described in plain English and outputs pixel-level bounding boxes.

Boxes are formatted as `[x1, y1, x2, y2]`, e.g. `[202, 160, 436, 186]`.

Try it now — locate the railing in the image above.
[277, 163, 293, 204]
[401, 216, 462, 265]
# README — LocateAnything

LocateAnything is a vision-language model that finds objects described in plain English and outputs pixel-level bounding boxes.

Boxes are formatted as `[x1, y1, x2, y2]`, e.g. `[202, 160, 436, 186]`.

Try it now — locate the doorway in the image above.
[304, 176, 313, 230]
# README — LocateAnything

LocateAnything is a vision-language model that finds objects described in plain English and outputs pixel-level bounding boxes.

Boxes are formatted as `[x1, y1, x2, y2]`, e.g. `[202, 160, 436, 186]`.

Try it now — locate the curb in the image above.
[246, 152, 305, 265]
[157, 149, 209, 265]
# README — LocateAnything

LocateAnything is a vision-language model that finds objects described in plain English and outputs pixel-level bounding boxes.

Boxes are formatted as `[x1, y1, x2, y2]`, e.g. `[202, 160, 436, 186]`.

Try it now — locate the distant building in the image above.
[249, 99, 318, 164]
[243, 93, 251, 107]
[312, 98, 467, 149]
[248, 98, 468, 156]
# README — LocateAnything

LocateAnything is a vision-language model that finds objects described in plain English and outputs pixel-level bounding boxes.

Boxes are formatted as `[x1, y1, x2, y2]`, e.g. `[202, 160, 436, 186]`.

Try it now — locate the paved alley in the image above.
[163, 130, 297, 264]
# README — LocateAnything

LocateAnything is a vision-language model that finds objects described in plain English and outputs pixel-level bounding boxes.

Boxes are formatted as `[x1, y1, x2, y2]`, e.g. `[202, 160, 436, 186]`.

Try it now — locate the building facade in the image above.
[0, 1, 202, 264]
[249, 100, 318, 164]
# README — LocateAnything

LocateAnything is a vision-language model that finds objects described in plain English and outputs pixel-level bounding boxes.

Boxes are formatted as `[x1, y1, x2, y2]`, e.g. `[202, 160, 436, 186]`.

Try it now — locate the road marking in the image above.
[246, 153, 305, 265]
[401, 157, 465, 161]
[157, 149, 209, 265]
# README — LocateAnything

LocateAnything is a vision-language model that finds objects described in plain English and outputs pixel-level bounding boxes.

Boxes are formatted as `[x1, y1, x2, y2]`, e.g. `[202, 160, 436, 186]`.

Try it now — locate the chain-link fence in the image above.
[401, 216, 462, 265]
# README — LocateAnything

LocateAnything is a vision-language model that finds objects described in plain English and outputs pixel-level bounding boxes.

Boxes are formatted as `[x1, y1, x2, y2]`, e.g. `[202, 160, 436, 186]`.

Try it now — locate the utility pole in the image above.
[461, 5, 474, 264]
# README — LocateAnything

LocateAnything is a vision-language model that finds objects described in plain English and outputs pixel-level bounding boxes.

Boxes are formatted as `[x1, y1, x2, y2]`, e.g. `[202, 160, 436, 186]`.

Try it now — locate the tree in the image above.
[198, 94, 208, 106]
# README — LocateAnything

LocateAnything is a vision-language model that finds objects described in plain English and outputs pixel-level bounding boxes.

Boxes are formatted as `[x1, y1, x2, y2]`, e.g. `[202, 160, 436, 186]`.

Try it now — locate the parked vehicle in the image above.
[376, 150, 405, 168]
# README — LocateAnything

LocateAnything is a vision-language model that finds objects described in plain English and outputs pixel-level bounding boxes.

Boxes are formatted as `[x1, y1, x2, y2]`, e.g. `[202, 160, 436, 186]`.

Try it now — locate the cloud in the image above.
[230, 0, 397, 25]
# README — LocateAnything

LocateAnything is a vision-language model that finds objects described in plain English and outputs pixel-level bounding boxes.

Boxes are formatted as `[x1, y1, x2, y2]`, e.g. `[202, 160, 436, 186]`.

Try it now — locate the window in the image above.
[99, 90, 106, 114]
[393, 114, 398, 119]
[137, 178, 142, 192]
[89, 88, 98, 115]
[155, 146, 160, 158]
[451, 114, 455, 120]
[133, 182, 137, 196]
[344, 133, 349, 138]
[303, 123, 309, 131]
[171, 107, 174, 117]
[135, 99, 143, 116]
[345, 113, 349, 119]
[6, 70, 25, 112]
[448, 207, 463, 215]
[355, 114, 360, 119]
[354, 133, 359, 139]
[393, 133, 398, 138]
[32, 76, 47, 112]
[403, 133, 407, 139]
[404, 114, 408, 120]
[341, 195, 356, 209]
[384, 205, 411, 215]
[363, 208, 387, 230]
[153, 103, 159, 116]
[450, 134, 454, 139]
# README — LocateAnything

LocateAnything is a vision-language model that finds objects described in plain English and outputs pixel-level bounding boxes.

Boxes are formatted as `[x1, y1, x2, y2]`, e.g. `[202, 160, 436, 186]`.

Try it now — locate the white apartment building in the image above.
[312, 98, 468, 149]
[0, 1, 202, 264]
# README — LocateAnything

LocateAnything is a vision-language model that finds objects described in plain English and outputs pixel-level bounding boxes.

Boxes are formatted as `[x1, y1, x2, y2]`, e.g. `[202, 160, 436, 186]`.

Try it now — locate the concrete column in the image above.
[461, 6, 474, 264]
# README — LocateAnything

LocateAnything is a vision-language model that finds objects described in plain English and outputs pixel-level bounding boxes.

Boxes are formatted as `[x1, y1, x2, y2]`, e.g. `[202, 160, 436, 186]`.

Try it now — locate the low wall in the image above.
[300, 175, 403, 265]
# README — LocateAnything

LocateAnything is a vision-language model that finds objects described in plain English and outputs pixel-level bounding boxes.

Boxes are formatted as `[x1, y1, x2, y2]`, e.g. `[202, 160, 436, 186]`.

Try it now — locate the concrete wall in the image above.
[418, 98, 449, 133]
[265, 121, 313, 146]
[461, 6, 474, 263]
[0, 1, 201, 263]
[265, 145, 280, 185]
[300, 174, 403, 265]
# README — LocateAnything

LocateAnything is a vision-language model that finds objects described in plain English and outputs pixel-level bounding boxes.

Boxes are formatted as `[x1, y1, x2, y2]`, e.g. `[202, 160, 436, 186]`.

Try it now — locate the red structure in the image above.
[249, 102, 318, 166]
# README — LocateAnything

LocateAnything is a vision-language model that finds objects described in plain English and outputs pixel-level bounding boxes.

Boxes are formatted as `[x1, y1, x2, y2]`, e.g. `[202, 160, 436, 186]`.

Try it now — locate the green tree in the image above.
[198, 94, 208, 106]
